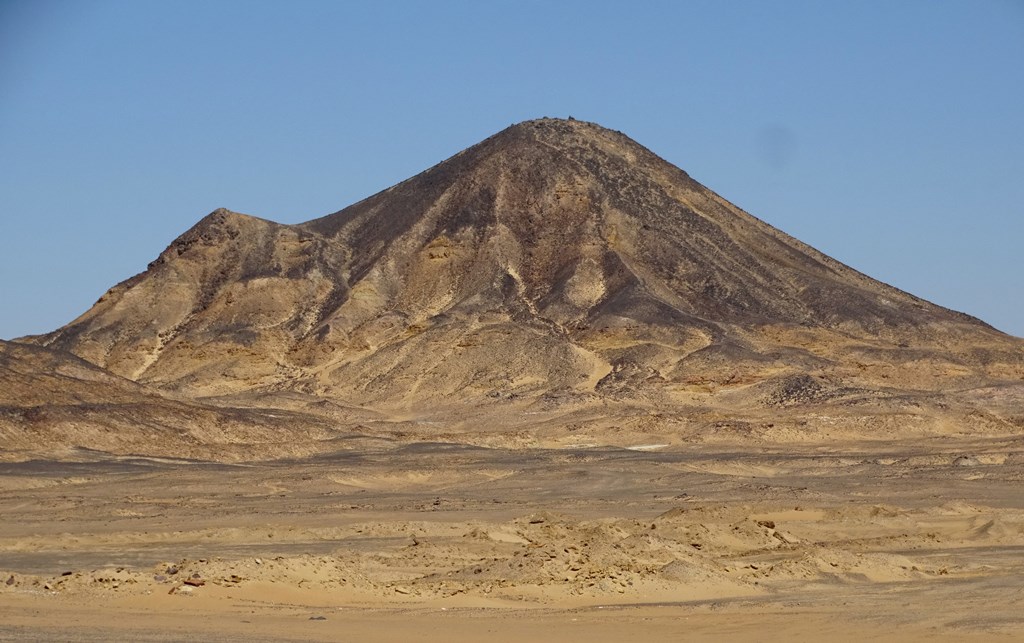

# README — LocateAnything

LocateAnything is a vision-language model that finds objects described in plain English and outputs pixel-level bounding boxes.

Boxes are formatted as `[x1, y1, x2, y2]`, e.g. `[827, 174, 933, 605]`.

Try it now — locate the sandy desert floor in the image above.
[2, 434, 1023, 641]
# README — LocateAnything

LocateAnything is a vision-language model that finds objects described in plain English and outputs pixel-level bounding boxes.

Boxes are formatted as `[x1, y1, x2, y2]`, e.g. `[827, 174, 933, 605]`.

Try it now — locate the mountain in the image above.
[0, 339, 348, 460]
[15, 118, 1024, 449]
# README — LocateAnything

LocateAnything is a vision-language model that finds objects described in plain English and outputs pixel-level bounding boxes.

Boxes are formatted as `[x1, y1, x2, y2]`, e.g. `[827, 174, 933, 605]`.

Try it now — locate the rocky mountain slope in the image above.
[11, 118, 1024, 453]
[0, 339, 343, 460]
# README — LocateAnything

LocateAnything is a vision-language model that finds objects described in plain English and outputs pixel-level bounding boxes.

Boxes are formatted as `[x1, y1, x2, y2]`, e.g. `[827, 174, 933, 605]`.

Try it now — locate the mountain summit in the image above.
[25, 118, 1022, 420]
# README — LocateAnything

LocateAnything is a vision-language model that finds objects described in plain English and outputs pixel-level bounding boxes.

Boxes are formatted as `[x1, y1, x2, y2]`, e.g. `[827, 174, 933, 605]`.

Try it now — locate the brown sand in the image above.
[2, 437, 1023, 641]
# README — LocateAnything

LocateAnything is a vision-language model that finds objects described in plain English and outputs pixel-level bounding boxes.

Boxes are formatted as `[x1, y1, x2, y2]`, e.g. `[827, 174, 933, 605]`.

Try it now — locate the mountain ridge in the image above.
[18, 118, 1022, 421]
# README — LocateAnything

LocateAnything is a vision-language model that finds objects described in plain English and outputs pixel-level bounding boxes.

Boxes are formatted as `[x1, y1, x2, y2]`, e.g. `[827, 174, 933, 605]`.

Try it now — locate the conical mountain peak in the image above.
[447, 116, 690, 184]
[487, 116, 636, 150]
[25, 120, 1020, 406]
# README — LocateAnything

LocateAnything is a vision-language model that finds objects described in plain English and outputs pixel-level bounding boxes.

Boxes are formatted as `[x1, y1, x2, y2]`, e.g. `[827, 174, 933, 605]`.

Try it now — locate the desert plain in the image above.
[2, 431, 1024, 641]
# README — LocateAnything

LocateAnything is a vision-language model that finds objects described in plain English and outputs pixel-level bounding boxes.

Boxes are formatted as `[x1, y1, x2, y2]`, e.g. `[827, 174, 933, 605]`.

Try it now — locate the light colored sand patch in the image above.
[625, 443, 669, 451]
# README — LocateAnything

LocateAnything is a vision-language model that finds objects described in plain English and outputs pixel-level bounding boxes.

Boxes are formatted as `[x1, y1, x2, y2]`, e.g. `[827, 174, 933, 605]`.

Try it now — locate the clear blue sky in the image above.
[2, 0, 1022, 339]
